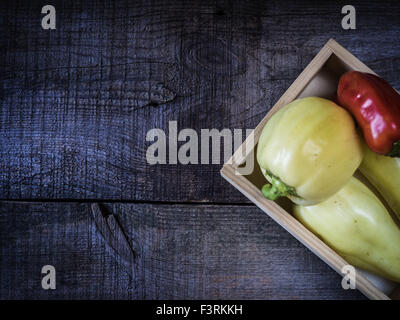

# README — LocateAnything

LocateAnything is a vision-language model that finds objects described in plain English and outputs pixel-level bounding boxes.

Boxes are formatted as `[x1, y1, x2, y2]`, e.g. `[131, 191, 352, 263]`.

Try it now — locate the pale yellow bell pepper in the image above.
[360, 143, 400, 220]
[257, 97, 363, 205]
[294, 177, 400, 283]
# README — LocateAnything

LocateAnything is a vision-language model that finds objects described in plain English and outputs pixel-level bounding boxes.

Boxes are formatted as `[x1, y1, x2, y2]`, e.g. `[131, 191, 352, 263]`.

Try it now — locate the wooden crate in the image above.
[220, 39, 400, 300]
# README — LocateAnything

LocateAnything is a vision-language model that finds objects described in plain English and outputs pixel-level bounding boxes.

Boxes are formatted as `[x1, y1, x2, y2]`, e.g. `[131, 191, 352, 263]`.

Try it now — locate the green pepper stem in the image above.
[387, 140, 400, 158]
[261, 175, 292, 201]
[262, 184, 282, 200]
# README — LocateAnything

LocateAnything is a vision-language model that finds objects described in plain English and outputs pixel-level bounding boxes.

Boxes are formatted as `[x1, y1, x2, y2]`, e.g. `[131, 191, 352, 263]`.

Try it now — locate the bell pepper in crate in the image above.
[337, 71, 400, 157]
[257, 97, 363, 206]
[294, 177, 400, 283]
[360, 142, 400, 220]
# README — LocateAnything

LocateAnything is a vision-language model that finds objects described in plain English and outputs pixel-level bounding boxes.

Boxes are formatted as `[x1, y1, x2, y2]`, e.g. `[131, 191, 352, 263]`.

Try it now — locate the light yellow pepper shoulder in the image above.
[360, 143, 400, 220]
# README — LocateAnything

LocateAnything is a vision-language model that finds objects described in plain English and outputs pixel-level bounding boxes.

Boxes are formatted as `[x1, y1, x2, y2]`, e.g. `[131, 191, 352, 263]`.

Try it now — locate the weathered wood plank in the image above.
[0, 0, 399, 201]
[0, 201, 365, 299]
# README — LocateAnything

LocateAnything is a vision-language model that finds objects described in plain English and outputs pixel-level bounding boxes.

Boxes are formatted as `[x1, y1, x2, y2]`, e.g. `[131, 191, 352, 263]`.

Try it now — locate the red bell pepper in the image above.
[337, 71, 400, 157]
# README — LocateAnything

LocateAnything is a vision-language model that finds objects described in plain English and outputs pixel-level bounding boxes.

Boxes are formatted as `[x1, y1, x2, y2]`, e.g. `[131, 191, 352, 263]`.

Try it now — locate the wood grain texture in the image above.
[1, 0, 399, 201]
[0, 201, 365, 299]
[0, 0, 399, 301]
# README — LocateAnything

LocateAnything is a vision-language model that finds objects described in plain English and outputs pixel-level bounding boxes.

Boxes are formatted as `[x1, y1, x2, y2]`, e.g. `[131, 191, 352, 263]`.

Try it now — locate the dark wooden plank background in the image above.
[1, 0, 399, 299]
[0, 202, 365, 299]
[1, 0, 399, 202]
